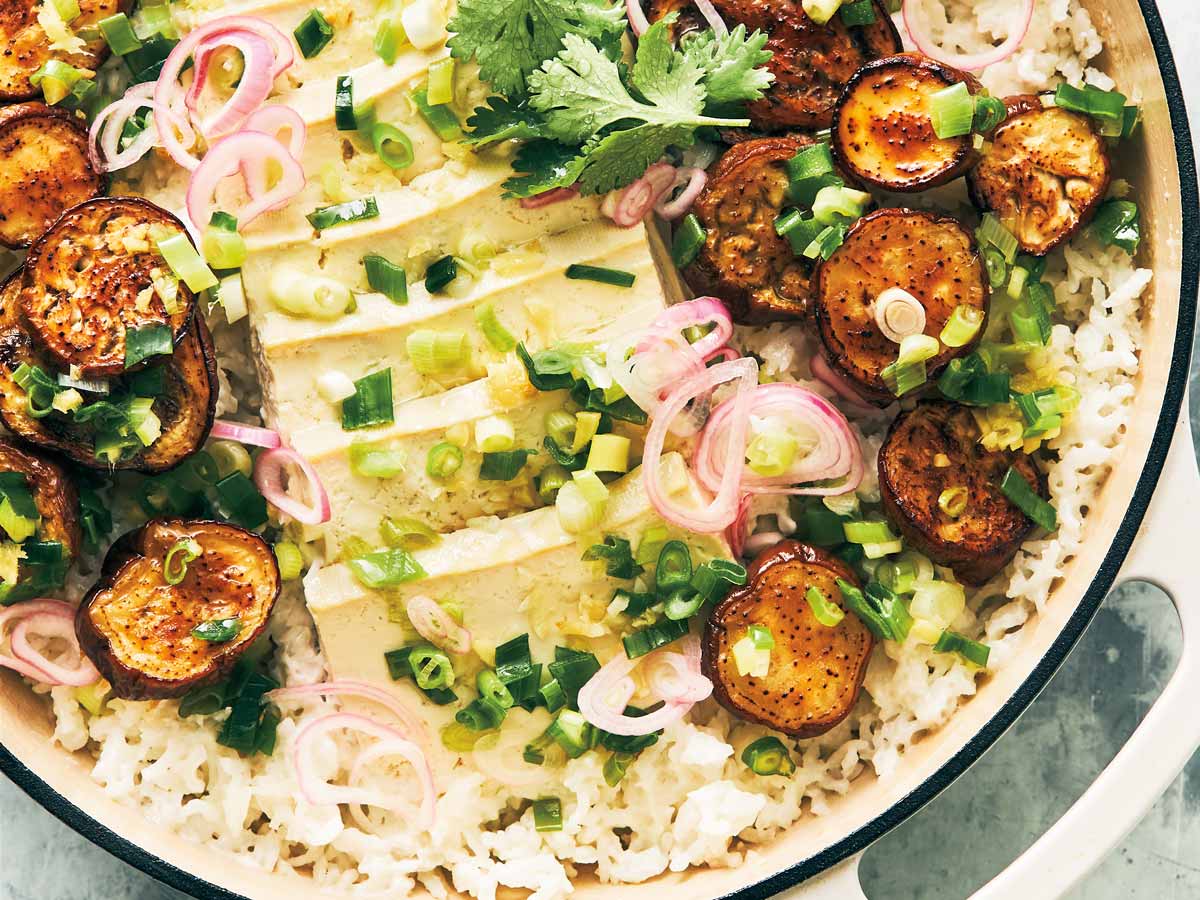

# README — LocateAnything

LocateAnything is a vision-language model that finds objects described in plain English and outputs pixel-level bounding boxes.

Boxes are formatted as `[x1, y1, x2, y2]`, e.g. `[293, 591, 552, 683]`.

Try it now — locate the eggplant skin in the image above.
[0, 269, 219, 473]
[20, 196, 199, 378]
[0, 0, 129, 101]
[813, 208, 989, 406]
[685, 137, 816, 324]
[77, 519, 281, 700]
[879, 401, 1046, 586]
[833, 53, 981, 193]
[0, 103, 103, 249]
[702, 540, 873, 738]
[967, 95, 1112, 256]
[0, 435, 80, 558]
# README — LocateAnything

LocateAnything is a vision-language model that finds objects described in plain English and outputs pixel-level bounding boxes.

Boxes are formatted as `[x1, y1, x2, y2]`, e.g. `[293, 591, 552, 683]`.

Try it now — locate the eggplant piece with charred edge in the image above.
[650, 0, 901, 131]
[685, 137, 816, 324]
[832, 53, 982, 193]
[0, 269, 218, 473]
[812, 208, 989, 406]
[702, 540, 873, 738]
[0, 0, 129, 101]
[76, 518, 281, 700]
[0, 103, 103, 249]
[0, 435, 81, 559]
[879, 401, 1046, 586]
[20, 197, 199, 378]
[966, 95, 1112, 256]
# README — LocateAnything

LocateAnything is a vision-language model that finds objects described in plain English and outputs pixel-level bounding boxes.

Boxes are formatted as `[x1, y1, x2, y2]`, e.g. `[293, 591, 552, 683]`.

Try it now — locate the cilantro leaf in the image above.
[465, 96, 548, 147]
[447, 0, 627, 96]
[502, 139, 587, 197]
[682, 24, 775, 107]
[575, 123, 696, 194]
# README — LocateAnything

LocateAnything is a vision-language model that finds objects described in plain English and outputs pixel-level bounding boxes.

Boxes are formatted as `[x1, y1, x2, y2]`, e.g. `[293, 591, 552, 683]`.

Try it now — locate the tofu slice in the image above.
[305, 454, 731, 731]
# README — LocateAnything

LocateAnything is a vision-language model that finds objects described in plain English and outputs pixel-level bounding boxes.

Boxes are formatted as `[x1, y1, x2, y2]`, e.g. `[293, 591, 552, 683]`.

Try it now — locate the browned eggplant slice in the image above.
[967, 95, 1112, 256]
[686, 137, 816, 323]
[703, 540, 873, 737]
[0, 269, 218, 473]
[812, 208, 989, 406]
[77, 518, 281, 700]
[0, 102, 103, 248]
[879, 401, 1045, 586]
[0, 0, 127, 101]
[0, 435, 80, 557]
[20, 197, 199, 378]
[833, 53, 981, 193]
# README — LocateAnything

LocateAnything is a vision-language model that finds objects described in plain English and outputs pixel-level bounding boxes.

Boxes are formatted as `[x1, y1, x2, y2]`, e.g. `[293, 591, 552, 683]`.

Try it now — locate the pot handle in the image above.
[972, 399, 1200, 898]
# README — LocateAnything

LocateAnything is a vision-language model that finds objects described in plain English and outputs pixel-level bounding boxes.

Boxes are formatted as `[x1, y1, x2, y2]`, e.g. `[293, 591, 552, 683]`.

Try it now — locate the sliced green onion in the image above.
[800, 0, 843, 25]
[535, 464, 569, 503]
[570, 411, 601, 454]
[380, 515, 440, 550]
[474, 302, 516, 352]
[655, 540, 693, 595]
[273, 541, 304, 580]
[876, 556, 919, 595]
[741, 736, 796, 776]
[1000, 466, 1056, 531]
[962, 371, 1011, 406]
[544, 410, 576, 450]
[531, 797, 563, 832]
[843, 520, 897, 544]
[294, 9, 334, 59]
[157, 232, 217, 292]
[474, 415, 515, 453]
[748, 624, 775, 649]
[341, 368, 394, 430]
[746, 430, 797, 477]
[1120, 105, 1141, 140]
[930, 82, 974, 139]
[1090, 199, 1141, 255]
[201, 213, 246, 270]
[622, 616, 689, 659]
[797, 500, 849, 547]
[426, 441, 464, 481]
[349, 440, 406, 478]
[545, 709, 593, 757]
[374, 17, 404, 64]
[192, 616, 241, 643]
[805, 585, 845, 627]
[547, 647, 600, 707]
[977, 213, 1019, 264]
[30, 60, 89, 105]
[495, 633, 539, 704]
[938, 486, 968, 518]
[838, 0, 876, 25]
[424, 255, 459, 294]
[786, 142, 835, 188]
[1053, 82, 1126, 132]
[371, 122, 415, 170]
[348, 547, 427, 588]
[363, 254, 408, 303]
[775, 209, 825, 256]
[124, 324, 173, 370]
[163, 537, 202, 585]
[412, 86, 461, 140]
[269, 268, 352, 319]
[671, 214, 707, 267]
[426, 57, 455, 105]
[480, 448, 537, 481]
[811, 184, 871, 226]
[477, 669, 514, 709]
[933, 630, 991, 667]
[334, 75, 357, 130]
[603, 751, 636, 786]
[585, 433, 630, 473]
[52, 0, 80, 22]
[215, 472, 269, 529]
[564, 264, 636, 288]
[1009, 298, 1050, 346]
[837, 578, 912, 642]
[582, 535, 642, 580]
[802, 223, 848, 260]
[881, 358, 927, 397]
[973, 95, 1007, 132]
[98, 13, 142, 55]
[634, 525, 669, 566]
[407, 329, 468, 374]
[940, 305, 984, 348]
[307, 197, 380, 232]
[690, 559, 747, 603]
[441, 721, 483, 752]
[982, 247, 1007, 288]
[410, 644, 454, 690]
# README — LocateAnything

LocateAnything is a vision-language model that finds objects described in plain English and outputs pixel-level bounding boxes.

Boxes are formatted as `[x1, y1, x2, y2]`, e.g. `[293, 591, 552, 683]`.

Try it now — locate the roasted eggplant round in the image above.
[703, 540, 873, 738]
[20, 197, 199, 378]
[879, 401, 1046, 586]
[0, 435, 80, 555]
[832, 53, 982, 193]
[77, 519, 281, 700]
[967, 95, 1112, 256]
[813, 208, 989, 406]
[686, 137, 816, 323]
[0, 0, 127, 101]
[651, 0, 901, 131]
[0, 269, 218, 473]
[0, 102, 103, 248]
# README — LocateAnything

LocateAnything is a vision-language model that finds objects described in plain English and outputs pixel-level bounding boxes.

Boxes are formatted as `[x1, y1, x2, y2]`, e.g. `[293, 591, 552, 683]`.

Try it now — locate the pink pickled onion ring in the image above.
[694, 382, 864, 497]
[185, 31, 275, 139]
[405, 596, 472, 655]
[291, 712, 435, 828]
[902, 0, 1034, 71]
[607, 162, 677, 227]
[0, 600, 97, 686]
[577, 640, 712, 736]
[744, 530, 785, 556]
[643, 637, 711, 704]
[253, 446, 331, 525]
[726, 494, 752, 558]
[519, 186, 579, 209]
[692, 0, 728, 34]
[637, 296, 733, 362]
[810, 353, 881, 414]
[607, 334, 706, 433]
[654, 167, 708, 220]
[89, 83, 193, 173]
[240, 105, 306, 160]
[643, 356, 758, 532]
[210, 419, 282, 448]
[185, 129, 306, 230]
[268, 679, 428, 746]
[626, 0, 650, 36]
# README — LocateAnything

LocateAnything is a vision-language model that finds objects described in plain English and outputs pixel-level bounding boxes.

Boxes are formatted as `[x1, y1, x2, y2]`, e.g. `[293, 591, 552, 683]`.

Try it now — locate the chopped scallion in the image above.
[371, 122, 415, 170]
[348, 547, 427, 588]
[1000, 466, 1057, 531]
[191, 617, 241, 643]
[426, 57, 456, 106]
[564, 264, 636, 288]
[307, 197, 380, 232]
[671, 214, 706, 268]
[124, 324, 173, 370]
[741, 736, 796, 776]
[424, 255, 459, 294]
[475, 302, 516, 352]
[407, 329, 467, 374]
[157, 232, 217, 292]
[341, 368, 394, 430]
[412, 86, 461, 140]
[532, 797, 563, 832]
[805, 586, 845, 627]
[294, 9, 334, 59]
[363, 254, 408, 303]
[933, 630, 991, 668]
[334, 75, 357, 130]
[480, 448, 537, 481]
[426, 441, 464, 481]
[98, 13, 142, 55]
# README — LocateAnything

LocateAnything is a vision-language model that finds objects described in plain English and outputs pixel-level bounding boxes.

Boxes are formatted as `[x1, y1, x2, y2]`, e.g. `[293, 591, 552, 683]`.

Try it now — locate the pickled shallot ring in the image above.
[268, 679, 428, 745]
[210, 419, 283, 448]
[89, 82, 194, 173]
[240, 105, 307, 160]
[654, 167, 708, 220]
[636, 296, 734, 363]
[0, 600, 97, 686]
[607, 161, 677, 227]
[902, 0, 1035, 71]
[185, 31, 276, 139]
[625, 0, 650, 36]
[253, 446, 331, 525]
[406, 595, 472, 655]
[519, 186, 579, 209]
[185, 130, 306, 230]
[576, 641, 712, 736]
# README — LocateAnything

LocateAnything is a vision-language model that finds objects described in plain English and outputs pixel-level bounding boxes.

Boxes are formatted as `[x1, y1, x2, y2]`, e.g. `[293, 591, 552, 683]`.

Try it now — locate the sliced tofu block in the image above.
[304, 454, 731, 731]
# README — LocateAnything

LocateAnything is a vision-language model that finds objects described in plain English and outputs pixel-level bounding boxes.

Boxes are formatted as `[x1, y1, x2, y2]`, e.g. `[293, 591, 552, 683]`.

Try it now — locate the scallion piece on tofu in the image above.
[477, 670, 515, 709]
[495, 633, 541, 707]
[349, 440, 406, 478]
[972, 94, 1007, 133]
[424, 255, 459, 293]
[475, 301, 517, 352]
[371, 123, 415, 170]
[976, 213, 1019, 264]
[532, 797, 563, 832]
[374, 17, 402, 64]
[334, 75, 357, 130]
[622, 616, 689, 659]
[930, 82, 974, 139]
[655, 541, 693, 594]
[341, 368, 394, 430]
[363, 254, 408, 303]
[412, 86, 462, 140]
[294, 9, 334, 59]
[1000, 466, 1057, 531]
[157, 232, 217, 292]
[802, 223, 848, 260]
[306, 197, 380, 232]
[805, 585, 846, 627]
[201, 212, 246, 271]
[348, 547, 427, 588]
[547, 647, 600, 708]
[456, 696, 506, 730]
[838, 0, 876, 24]
[582, 535, 642, 580]
[191, 616, 242, 643]
[426, 57, 456, 105]
[585, 433, 630, 473]
[98, 13, 141, 55]
[933, 630, 991, 668]
[124, 324, 173, 370]
[671, 214, 706, 267]
[409, 644, 454, 690]
[1090, 199, 1141, 255]
[564, 264, 636, 288]
[407, 330, 468, 374]
[425, 441, 464, 480]
[480, 448, 537, 481]
[380, 515, 440, 550]
[836, 578, 913, 642]
[741, 736, 796, 776]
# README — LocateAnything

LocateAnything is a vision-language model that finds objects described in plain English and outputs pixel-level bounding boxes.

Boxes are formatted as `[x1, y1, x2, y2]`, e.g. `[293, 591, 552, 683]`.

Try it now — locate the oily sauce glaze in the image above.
[813, 208, 989, 405]
[879, 402, 1046, 586]
[703, 540, 873, 737]
[77, 519, 281, 699]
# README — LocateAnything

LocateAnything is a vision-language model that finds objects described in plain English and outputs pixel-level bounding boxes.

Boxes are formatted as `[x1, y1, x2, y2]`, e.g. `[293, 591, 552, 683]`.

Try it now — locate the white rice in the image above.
[34, 1, 1153, 897]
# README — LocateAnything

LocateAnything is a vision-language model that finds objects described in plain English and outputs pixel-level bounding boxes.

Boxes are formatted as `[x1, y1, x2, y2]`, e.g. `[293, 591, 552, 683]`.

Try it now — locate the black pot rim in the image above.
[1, 1, 1196, 897]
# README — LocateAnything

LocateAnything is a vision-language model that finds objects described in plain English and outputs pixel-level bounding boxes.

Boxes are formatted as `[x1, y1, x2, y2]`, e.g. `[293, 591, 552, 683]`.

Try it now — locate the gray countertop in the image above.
[3, 3, 1199, 897]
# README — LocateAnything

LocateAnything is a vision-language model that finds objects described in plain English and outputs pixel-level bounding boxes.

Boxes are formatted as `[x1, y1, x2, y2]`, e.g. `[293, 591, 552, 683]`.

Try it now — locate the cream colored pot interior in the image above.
[0, 2, 1188, 897]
